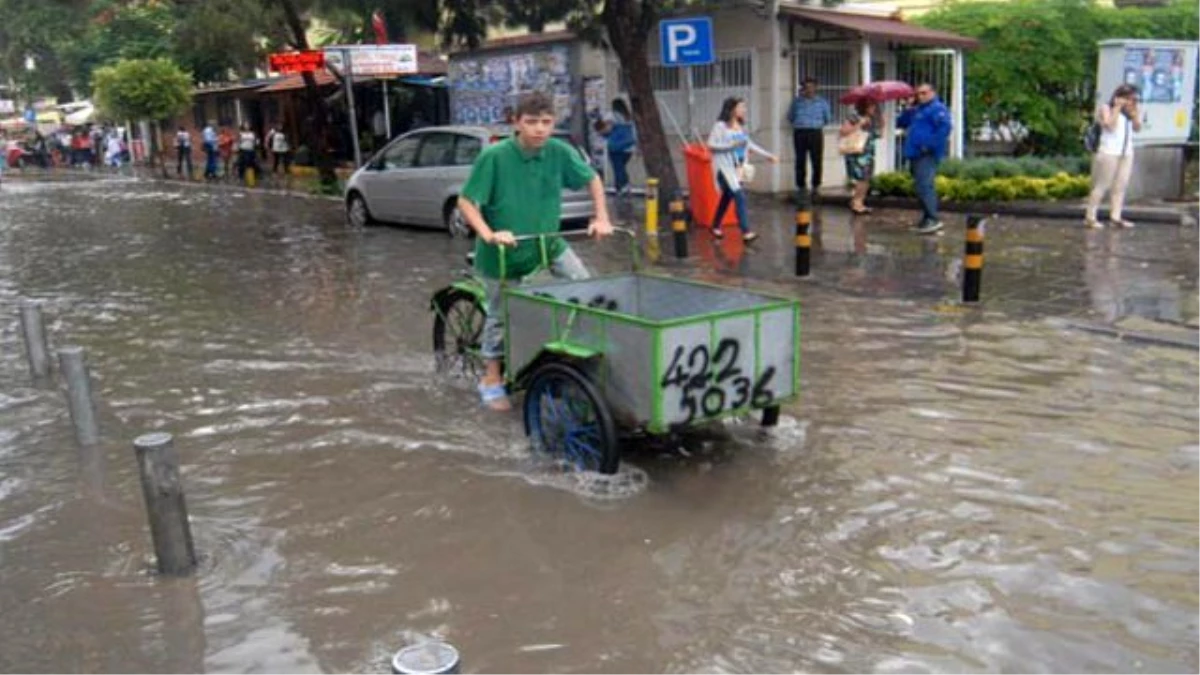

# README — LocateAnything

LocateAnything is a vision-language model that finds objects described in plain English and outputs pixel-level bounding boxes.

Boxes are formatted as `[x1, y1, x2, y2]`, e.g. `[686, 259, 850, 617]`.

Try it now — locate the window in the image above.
[383, 135, 420, 169]
[453, 135, 482, 165]
[217, 97, 236, 127]
[193, 100, 206, 130]
[416, 133, 455, 167]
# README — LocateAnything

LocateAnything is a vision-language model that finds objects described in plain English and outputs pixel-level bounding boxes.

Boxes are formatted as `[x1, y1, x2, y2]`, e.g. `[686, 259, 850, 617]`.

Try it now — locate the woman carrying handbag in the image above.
[838, 99, 881, 215]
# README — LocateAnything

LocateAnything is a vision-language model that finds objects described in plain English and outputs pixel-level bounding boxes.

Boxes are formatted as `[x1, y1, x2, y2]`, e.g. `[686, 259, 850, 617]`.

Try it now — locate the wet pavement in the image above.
[1, 175, 1197, 673]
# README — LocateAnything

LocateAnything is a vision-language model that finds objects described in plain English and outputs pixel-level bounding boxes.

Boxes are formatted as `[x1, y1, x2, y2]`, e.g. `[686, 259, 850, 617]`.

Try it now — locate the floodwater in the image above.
[1, 176, 1197, 673]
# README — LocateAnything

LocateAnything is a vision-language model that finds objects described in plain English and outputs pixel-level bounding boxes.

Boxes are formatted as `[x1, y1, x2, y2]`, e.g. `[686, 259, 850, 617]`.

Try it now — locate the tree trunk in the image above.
[276, 0, 338, 187]
[603, 1, 681, 200]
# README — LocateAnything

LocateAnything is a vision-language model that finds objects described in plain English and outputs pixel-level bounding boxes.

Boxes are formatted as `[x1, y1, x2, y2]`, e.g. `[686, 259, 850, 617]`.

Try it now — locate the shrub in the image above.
[871, 170, 1089, 202]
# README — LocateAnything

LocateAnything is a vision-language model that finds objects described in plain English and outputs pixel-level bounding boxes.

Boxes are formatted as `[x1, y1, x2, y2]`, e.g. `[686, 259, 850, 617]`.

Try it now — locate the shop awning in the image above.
[779, 5, 979, 50]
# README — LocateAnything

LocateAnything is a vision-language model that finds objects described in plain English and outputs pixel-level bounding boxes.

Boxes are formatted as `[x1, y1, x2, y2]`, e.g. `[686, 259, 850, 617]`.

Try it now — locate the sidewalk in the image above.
[810, 186, 1198, 226]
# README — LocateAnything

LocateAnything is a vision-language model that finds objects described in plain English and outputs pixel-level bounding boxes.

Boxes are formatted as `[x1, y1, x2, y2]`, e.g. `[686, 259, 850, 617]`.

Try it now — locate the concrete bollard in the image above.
[794, 208, 812, 277]
[19, 300, 51, 378]
[669, 194, 688, 259]
[58, 346, 99, 445]
[392, 642, 460, 675]
[963, 214, 985, 302]
[644, 178, 659, 236]
[133, 432, 197, 576]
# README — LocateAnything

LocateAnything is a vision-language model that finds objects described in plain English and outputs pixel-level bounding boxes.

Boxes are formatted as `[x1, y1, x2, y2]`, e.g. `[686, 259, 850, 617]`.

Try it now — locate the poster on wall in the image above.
[1122, 47, 1186, 103]
[449, 45, 574, 130]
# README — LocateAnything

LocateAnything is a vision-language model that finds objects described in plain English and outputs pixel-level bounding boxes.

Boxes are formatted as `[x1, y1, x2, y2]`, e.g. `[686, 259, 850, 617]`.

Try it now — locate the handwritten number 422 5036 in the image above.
[660, 338, 775, 421]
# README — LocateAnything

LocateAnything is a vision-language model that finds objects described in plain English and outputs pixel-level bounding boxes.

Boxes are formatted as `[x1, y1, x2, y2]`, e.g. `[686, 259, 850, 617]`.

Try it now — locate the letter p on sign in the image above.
[659, 17, 714, 67]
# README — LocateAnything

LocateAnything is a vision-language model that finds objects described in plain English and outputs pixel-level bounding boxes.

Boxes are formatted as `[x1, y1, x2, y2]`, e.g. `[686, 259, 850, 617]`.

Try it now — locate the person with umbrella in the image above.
[897, 82, 951, 234]
[839, 97, 884, 215]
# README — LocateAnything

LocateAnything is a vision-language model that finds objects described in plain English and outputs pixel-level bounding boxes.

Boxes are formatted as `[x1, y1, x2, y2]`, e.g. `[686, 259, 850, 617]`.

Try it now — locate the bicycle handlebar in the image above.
[508, 226, 637, 244]
[496, 226, 640, 280]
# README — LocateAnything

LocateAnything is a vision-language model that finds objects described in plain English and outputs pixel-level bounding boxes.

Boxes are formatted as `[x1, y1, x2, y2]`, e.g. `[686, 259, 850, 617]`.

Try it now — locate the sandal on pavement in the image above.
[711, 227, 724, 239]
[742, 231, 759, 243]
[1110, 218, 1136, 229]
[1084, 218, 1103, 229]
[478, 382, 511, 412]
[850, 207, 873, 215]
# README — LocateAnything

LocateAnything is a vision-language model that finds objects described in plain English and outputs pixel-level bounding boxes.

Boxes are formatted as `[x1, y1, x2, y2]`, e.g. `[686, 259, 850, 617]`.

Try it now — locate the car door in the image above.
[372, 133, 423, 222]
[409, 132, 457, 226]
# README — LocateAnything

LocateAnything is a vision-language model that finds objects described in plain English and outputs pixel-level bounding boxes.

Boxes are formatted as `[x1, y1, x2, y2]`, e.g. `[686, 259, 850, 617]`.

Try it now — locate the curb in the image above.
[811, 193, 1196, 225]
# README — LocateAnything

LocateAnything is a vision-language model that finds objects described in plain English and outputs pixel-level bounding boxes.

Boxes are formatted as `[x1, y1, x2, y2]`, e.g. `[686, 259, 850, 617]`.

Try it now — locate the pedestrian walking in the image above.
[839, 99, 882, 215]
[236, 124, 258, 183]
[1085, 84, 1141, 229]
[175, 126, 193, 178]
[218, 127, 235, 179]
[600, 98, 637, 197]
[787, 77, 832, 197]
[706, 96, 780, 243]
[896, 83, 952, 234]
[202, 121, 218, 179]
[271, 128, 291, 175]
[105, 133, 123, 171]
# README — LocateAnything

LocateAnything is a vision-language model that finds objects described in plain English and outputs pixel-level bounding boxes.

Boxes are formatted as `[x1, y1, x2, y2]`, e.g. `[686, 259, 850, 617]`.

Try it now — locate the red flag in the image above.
[371, 10, 388, 45]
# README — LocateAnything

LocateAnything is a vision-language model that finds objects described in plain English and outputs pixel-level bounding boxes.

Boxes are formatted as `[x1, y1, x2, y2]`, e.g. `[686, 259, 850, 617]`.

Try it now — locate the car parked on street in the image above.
[344, 125, 596, 237]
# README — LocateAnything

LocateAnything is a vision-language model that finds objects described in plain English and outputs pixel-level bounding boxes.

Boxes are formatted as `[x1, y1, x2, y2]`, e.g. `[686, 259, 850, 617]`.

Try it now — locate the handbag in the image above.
[738, 161, 756, 183]
[838, 129, 868, 155]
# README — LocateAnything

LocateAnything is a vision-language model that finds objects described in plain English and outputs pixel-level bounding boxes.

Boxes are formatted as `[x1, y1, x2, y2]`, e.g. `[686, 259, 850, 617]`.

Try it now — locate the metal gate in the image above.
[894, 48, 958, 167]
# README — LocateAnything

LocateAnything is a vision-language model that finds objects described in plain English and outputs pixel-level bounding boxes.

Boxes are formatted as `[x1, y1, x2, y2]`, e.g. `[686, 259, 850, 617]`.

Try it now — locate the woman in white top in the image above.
[706, 96, 779, 242]
[1086, 84, 1142, 228]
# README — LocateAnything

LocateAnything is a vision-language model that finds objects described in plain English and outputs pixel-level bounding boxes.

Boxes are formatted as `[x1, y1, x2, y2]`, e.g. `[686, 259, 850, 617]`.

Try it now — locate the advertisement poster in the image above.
[1122, 47, 1186, 104]
[450, 45, 574, 130]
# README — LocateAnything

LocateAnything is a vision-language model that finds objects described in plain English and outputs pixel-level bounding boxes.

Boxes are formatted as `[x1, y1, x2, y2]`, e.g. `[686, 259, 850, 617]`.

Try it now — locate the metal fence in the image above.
[797, 48, 855, 127]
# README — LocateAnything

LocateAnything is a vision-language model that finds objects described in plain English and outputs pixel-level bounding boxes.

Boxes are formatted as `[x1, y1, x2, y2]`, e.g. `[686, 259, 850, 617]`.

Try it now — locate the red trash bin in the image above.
[683, 142, 738, 229]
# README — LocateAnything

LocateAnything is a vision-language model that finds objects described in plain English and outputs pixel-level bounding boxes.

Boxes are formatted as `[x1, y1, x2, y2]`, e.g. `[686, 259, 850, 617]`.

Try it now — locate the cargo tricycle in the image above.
[430, 228, 800, 474]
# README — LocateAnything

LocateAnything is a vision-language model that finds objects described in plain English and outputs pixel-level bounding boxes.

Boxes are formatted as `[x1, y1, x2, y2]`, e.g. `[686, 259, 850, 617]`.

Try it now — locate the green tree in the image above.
[918, 0, 1198, 154]
[0, 0, 86, 101]
[92, 57, 194, 172]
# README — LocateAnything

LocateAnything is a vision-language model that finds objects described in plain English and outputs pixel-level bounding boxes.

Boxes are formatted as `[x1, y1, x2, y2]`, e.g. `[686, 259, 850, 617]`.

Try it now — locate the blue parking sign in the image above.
[659, 17, 714, 67]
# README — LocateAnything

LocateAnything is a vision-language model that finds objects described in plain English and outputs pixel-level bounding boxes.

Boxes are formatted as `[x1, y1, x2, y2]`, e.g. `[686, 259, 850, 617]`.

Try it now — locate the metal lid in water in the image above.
[391, 641, 460, 675]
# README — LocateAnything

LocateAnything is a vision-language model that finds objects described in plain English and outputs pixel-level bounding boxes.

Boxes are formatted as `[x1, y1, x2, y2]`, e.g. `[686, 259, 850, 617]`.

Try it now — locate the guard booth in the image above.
[1096, 39, 1198, 200]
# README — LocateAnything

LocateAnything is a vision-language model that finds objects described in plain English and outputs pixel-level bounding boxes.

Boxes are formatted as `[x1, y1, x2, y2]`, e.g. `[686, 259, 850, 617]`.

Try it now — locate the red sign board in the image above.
[268, 51, 325, 74]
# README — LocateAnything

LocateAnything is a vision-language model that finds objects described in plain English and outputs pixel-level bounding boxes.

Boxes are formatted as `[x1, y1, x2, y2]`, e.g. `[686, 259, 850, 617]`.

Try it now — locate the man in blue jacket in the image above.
[897, 83, 952, 234]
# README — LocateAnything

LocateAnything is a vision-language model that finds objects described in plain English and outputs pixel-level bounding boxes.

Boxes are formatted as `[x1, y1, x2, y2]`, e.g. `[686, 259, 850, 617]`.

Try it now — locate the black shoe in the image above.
[913, 220, 944, 235]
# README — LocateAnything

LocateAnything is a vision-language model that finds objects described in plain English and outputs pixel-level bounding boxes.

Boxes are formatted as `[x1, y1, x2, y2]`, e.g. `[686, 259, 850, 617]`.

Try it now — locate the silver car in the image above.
[344, 125, 597, 236]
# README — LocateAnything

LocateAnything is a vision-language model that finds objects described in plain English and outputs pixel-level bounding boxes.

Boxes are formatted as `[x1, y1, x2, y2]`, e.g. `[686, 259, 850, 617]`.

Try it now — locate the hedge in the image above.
[871, 171, 1091, 202]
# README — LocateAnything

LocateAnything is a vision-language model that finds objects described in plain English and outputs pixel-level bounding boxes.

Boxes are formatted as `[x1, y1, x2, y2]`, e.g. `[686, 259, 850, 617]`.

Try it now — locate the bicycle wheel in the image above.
[523, 362, 619, 474]
[432, 289, 485, 379]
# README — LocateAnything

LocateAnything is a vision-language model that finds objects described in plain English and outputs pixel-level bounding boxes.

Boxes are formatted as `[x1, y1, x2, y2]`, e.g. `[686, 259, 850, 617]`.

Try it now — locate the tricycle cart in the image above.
[431, 229, 800, 474]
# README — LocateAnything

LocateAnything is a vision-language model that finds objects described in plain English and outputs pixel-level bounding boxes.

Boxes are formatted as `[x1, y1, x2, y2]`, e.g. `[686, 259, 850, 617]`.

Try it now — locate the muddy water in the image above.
[1, 178, 1196, 673]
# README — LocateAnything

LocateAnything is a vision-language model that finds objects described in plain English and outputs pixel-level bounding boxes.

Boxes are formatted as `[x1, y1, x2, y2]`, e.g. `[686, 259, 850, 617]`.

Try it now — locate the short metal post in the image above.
[644, 178, 659, 236]
[963, 214, 985, 302]
[393, 642, 460, 675]
[794, 208, 812, 277]
[133, 432, 197, 576]
[19, 300, 51, 378]
[58, 346, 99, 445]
[670, 194, 688, 259]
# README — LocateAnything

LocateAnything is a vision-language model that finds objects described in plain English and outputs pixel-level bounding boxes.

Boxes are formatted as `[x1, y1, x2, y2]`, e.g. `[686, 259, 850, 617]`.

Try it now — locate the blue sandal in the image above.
[478, 382, 511, 411]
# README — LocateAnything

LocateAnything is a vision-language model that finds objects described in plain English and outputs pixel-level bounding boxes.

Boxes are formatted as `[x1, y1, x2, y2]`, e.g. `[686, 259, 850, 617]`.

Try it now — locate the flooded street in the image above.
[1, 176, 1197, 673]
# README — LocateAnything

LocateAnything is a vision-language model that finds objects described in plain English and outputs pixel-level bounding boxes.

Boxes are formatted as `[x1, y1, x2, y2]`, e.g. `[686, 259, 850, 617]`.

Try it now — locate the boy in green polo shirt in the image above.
[458, 91, 614, 411]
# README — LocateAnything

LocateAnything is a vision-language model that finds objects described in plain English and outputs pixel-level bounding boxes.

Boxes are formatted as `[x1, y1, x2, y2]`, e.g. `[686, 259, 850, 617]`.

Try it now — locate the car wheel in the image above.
[444, 201, 474, 239]
[346, 192, 374, 227]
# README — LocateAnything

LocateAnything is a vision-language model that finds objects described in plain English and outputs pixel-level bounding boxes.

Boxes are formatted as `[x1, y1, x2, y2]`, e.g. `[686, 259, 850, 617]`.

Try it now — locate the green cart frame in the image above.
[431, 229, 800, 474]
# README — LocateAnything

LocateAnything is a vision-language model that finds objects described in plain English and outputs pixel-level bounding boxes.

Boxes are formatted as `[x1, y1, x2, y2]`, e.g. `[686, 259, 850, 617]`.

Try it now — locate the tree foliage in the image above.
[918, 0, 1199, 154]
[92, 57, 193, 121]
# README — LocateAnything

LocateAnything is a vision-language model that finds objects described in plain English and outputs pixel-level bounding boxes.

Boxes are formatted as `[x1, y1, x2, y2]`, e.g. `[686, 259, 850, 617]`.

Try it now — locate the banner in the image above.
[326, 45, 418, 77]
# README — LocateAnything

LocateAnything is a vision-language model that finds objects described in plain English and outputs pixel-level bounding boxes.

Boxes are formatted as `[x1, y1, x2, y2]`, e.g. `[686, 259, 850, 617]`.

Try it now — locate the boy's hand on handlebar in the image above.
[488, 231, 516, 247]
[588, 216, 614, 239]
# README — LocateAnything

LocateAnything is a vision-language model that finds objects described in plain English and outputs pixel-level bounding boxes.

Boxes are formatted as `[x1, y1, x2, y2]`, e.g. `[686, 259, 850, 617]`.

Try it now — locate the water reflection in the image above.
[0, 178, 1195, 673]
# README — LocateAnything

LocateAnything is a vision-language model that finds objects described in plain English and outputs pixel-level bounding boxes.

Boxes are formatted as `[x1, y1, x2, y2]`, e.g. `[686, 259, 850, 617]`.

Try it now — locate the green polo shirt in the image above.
[461, 136, 596, 280]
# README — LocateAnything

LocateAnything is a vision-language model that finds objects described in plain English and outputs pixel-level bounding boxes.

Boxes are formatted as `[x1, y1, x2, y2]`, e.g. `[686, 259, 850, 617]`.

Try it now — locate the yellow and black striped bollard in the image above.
[795, 207, 812, 277]
[963, 214, 985, 302]
[670, 195, 688, 259]
[644, 178, 659, 236]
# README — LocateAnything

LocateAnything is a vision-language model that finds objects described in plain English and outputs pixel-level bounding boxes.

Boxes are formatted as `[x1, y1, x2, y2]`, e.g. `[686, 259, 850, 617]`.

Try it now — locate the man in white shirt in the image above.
[202, 122, 218, 179]
[175, 127, 193, 178]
